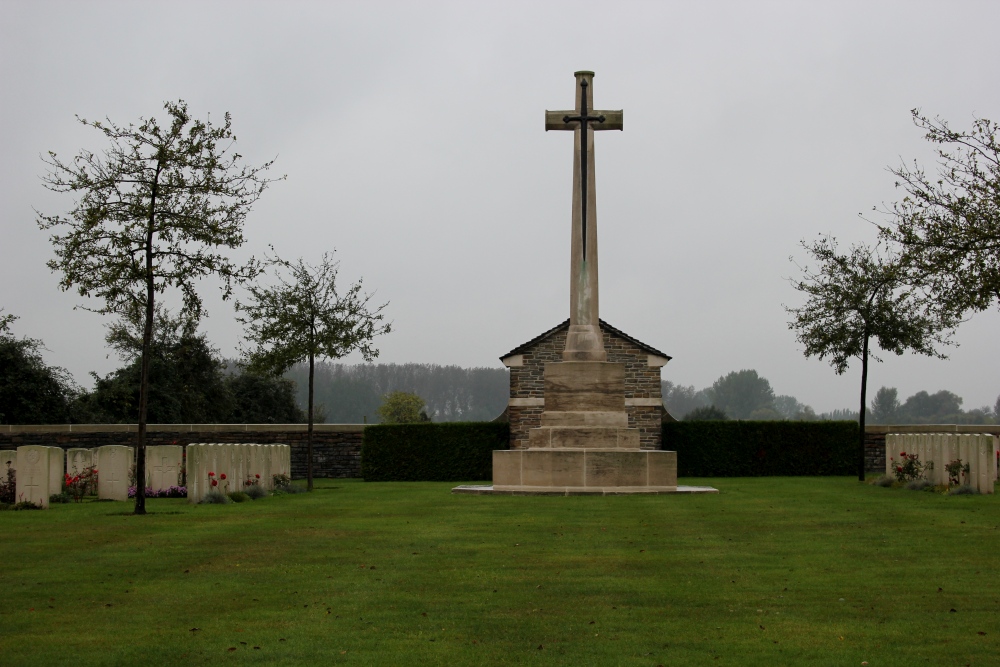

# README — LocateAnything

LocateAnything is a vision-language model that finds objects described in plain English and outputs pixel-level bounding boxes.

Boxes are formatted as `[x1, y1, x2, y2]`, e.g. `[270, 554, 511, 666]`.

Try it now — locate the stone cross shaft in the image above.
[546, 71, 623, 361]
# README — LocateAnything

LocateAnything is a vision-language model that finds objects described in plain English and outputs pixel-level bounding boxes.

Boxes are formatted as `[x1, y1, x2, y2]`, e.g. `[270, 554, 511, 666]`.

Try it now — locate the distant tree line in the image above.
[281, 362, 509, 424]
[663, 369, 998, 425]
[1, 310, 304, 425]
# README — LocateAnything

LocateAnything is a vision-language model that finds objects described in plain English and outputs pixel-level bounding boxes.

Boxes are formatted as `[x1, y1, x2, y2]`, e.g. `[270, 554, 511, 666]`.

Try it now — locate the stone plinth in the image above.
[474, 359, 693, 495]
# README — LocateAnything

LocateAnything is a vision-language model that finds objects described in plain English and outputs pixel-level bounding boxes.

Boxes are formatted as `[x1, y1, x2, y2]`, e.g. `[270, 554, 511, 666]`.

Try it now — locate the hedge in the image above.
[663, 420, 858, 476]
[361, 422, 509, 481]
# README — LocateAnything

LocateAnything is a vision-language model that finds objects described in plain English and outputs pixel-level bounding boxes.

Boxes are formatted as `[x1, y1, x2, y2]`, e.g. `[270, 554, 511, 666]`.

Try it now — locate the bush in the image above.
[273, 482, 307, 495]
[362, 422, 509, 481]
[905, 479, 934, 491]
[662, 420, 857, 477]
[245, 484, 268, 500]
[227, 491, 250, 503]
[49, 492, 72, 504]
[949, 485, 979, 496]
[873, 475, 895, 487]
[0, 464, 16, 504]
[199, 490, 231, 504]
[11, 500, 42, 510]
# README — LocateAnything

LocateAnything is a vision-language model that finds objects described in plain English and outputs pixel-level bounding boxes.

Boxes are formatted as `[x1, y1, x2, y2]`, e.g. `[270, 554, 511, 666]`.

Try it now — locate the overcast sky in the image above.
[2, 0, 998, 414]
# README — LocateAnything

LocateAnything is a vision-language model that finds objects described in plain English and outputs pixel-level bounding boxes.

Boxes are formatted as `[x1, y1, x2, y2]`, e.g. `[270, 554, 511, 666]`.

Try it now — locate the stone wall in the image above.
[0, 424, 364, 479]
[507, 326, 664, 450]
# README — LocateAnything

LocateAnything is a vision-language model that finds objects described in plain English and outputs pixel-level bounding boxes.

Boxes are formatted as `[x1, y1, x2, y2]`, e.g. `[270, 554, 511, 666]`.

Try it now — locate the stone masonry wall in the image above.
[508, 327, 664, 450]
[0, 424, 364, 479]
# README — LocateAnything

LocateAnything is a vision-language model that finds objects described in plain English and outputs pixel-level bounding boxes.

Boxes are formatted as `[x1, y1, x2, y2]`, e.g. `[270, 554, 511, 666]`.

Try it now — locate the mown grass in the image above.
[1, 477, 998, 666]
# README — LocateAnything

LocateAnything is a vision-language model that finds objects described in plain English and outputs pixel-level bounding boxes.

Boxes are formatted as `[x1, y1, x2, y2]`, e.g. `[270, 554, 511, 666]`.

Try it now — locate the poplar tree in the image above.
[785, 237, 959, 480]
[38, 100, 280, 514]
[237, 252, 390, 490]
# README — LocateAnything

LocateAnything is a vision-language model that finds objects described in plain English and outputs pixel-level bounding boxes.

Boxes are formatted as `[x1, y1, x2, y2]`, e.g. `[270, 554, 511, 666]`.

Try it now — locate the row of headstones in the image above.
[885, 433, 999, 494]
[3, 444, 140, 508]
[3, 443, 291, 507]
[186, 443, 291, 504]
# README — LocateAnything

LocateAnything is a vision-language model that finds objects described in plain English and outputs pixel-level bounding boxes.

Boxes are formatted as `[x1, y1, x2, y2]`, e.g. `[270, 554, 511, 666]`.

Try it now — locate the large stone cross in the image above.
[546, 71, 622, 361]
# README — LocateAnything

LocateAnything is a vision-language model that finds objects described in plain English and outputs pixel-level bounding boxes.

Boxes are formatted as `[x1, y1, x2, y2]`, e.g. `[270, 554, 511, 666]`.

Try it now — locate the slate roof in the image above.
[500, 318, 672, 361]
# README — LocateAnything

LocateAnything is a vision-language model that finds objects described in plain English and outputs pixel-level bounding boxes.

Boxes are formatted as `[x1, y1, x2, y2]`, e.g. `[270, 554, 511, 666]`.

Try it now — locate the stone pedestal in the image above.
[489, 360, 681, 494]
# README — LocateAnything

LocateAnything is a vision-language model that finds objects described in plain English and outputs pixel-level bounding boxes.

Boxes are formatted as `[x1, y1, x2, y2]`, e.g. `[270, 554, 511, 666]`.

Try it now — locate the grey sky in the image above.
[2, 0, 998, 414]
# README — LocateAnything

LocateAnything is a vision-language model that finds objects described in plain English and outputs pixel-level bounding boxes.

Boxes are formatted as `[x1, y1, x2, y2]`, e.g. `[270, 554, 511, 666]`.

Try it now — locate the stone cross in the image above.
[546, 71, 623, 361]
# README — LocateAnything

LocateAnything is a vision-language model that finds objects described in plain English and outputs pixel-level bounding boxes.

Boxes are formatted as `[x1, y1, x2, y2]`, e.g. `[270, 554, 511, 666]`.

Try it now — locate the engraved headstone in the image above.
[66, 448, 93, 476]
[96, 445, 133, 501]
[15, 446, 52, 507]
[146, 445, 183, 492]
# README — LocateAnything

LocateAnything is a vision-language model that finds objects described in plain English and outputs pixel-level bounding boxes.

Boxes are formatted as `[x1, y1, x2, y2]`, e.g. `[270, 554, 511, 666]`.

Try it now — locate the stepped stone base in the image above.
[490, 448, 678, 492]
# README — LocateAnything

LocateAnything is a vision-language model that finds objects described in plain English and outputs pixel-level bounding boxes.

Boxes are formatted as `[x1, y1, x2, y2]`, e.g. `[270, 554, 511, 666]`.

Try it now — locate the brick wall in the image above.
[0, 424, 364, 479]
[508, 327, 664, 450]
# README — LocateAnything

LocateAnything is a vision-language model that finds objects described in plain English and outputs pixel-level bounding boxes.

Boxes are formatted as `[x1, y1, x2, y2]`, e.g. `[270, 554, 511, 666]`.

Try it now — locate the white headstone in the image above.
[15, 446, 52, 507]
[146, 445, 183, 492]
[96, 445, 132, 501]
[66, 448, 93, 476]
[47, 447, 65, 494]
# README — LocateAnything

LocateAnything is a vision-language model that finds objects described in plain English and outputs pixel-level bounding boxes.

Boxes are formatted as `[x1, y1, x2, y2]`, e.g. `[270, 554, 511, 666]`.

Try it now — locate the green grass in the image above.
[1, 477, 998, 666]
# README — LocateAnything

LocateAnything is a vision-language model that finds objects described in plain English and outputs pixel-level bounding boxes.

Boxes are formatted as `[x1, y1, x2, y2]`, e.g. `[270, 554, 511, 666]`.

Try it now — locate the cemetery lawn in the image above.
[1, 478, 998, 666]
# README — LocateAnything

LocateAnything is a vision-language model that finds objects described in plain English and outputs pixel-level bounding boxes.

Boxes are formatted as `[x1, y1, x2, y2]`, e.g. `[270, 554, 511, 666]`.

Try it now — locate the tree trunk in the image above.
[307, 349, 314, 492]
[858, 334, 870, 482]
[134, 236, 155, 515]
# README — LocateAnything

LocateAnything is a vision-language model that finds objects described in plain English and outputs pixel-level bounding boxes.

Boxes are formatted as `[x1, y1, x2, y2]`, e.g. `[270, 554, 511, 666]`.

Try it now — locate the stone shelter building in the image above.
[499, 319, 671, 450]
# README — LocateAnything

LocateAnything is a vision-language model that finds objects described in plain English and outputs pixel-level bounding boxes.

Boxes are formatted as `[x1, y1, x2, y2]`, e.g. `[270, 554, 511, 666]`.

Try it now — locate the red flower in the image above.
[208, 471, 215, 477]
[211, 479, 218, 487]
[220, 473, 227, 480]
[255, 474, 260, 479]
[896, 466, 903, 472]
[900, 452, 906, 457]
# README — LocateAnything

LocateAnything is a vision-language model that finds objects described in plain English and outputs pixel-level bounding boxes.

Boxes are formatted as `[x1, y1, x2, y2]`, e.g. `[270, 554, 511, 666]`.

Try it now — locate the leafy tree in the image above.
[774, 395, 806, 420]
[898, 389, 963, 423]
[662, 381, 711, 419]
[682, 405, 728, 421]
[870, 386, 900, 424]
[225, 372, 306, 424]
[786, 236, 959, 480]
[880, 111, 1000, 313]
[377, 391, 430, 424]
[238, 252, 390, 490]
[708, 370, 775, 420]
[38, 100, 278, 514]
[0, 311, 79, 424]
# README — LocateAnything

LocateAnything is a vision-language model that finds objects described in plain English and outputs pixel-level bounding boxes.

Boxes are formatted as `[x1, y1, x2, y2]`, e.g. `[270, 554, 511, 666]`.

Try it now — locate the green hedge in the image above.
[361, 422, 509, 481]
[663, 421, 858, 476]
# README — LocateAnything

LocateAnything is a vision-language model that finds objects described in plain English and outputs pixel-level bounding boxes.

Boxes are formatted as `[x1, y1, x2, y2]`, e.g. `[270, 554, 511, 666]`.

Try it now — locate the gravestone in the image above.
[96, 445, 132, 501]
[473, 72, 713, 495]
[66, 448, 93, 476]
[146, 445, 183, 492]
[47, 447, 65, 494]
[15, 446, 52, 507]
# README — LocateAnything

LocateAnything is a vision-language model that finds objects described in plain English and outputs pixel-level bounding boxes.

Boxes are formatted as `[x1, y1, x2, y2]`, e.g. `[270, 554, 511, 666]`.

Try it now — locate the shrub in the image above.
[274, 483, 307, 495]
[949, 485, 979, 496]
[889, 451, 929, 483]
[199, 490, 231, 504]
[227, 491, 250, 503]
[128, 486, 187, 498]
[662, 421, 857, 477]
[873, 475, 895, 487]
[905, 479, 934, 491]
[0, 463, 15, 504]
[49, 492, 72, 504]
[362, 422, 510, 481]
[245, 484, 268, 500]
[12, 500, 42, 510]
